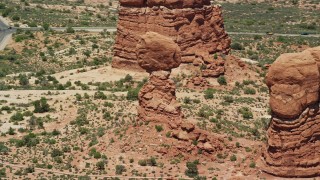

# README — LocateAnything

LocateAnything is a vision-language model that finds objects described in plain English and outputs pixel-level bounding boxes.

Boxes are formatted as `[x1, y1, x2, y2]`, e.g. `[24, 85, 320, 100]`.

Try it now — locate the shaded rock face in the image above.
[113, 0, 231, 71]
[263, 47, 320, 177]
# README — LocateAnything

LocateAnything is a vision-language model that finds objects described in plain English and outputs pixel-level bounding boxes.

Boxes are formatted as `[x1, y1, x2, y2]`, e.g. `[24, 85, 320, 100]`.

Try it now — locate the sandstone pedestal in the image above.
[262, 47, 320, 177]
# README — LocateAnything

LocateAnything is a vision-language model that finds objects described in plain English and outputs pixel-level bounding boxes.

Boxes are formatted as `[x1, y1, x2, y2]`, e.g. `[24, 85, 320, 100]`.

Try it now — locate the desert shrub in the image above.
[51, 149, 63, 157]
[43, 23, 50, 31]
[66, 27, 75, 33]
[7, 127, 15, 135]
[33, 97, 50, 113]
[94, 91, 106, 100]
[0, 142, 9, 153]
[124, 74, 133, 82]
[230, 154, 237, 161]
[15, 133, 39, 147]
[198, 105, 214, 119]
[155, 125, 163, 132]
[204, 88, 215, 99]
[10, 112, 24, 122]
[24, 166, 35, 174]
[126, 88, 139, 101]
[230, 42, 244, 50]
[138, 157, 157, 167]
[238, 107, 253, 119]
[217, 76, 227, 85]
[185, 160, 199, 178]
[103, 102, 114, 108]
[223, 96, 234, 104]
[103, 111, 112, 121]
[19, 74, 29, 86]
[249, 161, 256, 168]
[115, 165, 126, 175]
[244, 87, 256, 95]
[96, 161, 106, 170]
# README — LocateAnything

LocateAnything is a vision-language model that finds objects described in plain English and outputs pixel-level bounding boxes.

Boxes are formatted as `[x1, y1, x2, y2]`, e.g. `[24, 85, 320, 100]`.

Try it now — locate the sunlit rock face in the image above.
[262, 47, 320, 178]
[112, 0, 231, 71]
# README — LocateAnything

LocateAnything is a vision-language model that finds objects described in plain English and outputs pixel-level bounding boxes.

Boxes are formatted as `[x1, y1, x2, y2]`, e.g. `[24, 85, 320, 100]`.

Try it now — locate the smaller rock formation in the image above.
[262, 47, 320, 177]
[186, 76, 209, 89]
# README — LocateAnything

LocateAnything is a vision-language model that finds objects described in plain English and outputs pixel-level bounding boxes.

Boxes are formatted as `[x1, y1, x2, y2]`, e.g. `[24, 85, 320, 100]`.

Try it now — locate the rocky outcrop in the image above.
[186, 76, 209, 89]
[262, 47, 320, 177]
[113, 0, 231, 71]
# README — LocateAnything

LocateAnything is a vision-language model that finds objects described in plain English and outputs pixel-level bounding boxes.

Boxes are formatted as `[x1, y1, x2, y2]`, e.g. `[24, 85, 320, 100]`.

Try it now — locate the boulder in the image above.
[137, 32, 182, 72]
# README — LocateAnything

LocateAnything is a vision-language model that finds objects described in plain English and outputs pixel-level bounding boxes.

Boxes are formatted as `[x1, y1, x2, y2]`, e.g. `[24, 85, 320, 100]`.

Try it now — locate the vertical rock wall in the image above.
[112, 0, 231, 70]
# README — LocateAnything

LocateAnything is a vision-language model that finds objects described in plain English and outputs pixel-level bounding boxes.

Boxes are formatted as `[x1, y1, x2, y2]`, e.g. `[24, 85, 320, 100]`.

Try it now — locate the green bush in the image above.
[244, 87, 256, 95]
[33, 97, 50, 113]
[126, 88, 139, 101]
[249, 161, 256, 168]
[230, 154, 237, 161]
[185, 160, 199, 178]
[96, 161, 106, 170]
[155, 125, 163, 132]
[15, 133, 39, 147]
[10, 112, 24, 122]
[0, 142, 10, 153]
[66, 27, 75, 33]
[204, 88, 215, 99]
[51, 149, 63, 157]
[217, 76, 227, 85]
[238, 107, 253, 119]
[230, 42, 244, 50]
[12, 15, 20, 21]
[115, 165, 126, 175]
[19, 74, 29, 86]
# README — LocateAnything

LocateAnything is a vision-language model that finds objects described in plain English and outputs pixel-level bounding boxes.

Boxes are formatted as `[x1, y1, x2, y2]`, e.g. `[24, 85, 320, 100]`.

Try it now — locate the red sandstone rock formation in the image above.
[113, 0, 231, 73]
[262, 47, 320, 177]
[186, 76, 209, 89]
[137, 32, 183, 127]
[137, 32, 223, 153]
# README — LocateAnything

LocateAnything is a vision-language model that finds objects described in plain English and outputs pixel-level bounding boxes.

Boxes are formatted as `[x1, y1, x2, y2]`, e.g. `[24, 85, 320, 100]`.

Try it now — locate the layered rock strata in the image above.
[263, 47, 320, 177]
[113, 0, 231, 73]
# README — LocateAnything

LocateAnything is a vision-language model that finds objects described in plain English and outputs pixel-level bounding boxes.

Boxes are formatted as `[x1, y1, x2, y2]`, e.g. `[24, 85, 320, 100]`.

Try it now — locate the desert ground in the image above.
[0, 0, 319, 179]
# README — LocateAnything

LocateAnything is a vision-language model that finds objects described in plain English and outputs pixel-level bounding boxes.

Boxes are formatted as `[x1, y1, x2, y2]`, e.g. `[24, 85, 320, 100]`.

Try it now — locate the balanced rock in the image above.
[266, 49, 319, 119]
[113, 0, 231, 70]
[137, 32, 181, 72]
[262, 46, 320, 177]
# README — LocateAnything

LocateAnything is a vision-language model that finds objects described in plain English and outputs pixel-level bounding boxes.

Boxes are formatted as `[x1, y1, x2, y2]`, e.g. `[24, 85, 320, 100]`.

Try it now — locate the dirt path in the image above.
[0, 161, 192, 179]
